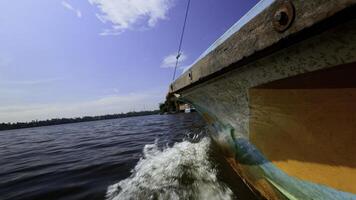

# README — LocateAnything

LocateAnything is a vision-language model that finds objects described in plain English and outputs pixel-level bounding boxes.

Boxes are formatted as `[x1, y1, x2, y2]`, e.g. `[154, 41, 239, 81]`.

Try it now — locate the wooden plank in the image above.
[171, 0, 356, 93]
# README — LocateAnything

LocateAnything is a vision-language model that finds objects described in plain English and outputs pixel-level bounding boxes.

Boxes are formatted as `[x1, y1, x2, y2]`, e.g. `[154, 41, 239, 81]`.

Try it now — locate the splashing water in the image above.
[106, 136, 234, 200]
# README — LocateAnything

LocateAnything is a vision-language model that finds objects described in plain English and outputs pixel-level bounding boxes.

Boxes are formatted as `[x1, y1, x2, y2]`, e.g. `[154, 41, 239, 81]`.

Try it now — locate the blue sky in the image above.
[0, 0, 258, 123]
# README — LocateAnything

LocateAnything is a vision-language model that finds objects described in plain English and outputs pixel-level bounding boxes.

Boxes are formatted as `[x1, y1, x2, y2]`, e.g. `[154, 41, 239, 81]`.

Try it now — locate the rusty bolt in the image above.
[274, 11, 288, 26]
[273, 0, 295, 32]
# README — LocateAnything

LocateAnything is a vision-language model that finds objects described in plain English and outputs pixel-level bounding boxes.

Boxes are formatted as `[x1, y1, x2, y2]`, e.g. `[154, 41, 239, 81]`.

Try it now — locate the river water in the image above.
[0, 113, 257, 200]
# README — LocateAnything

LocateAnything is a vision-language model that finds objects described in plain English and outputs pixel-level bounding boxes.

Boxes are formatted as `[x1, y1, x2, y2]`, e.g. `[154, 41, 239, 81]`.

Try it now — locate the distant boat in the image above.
[184, 108, 191, 113]
[168, 0, 356, 199]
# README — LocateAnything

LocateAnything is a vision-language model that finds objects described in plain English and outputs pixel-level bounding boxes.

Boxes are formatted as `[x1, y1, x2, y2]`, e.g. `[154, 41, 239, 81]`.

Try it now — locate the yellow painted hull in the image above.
[250, 64, 356, 195]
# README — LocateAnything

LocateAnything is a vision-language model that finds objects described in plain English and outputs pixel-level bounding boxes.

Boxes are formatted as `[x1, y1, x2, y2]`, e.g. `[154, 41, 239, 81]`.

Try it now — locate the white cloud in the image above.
[161, 52, 187, 68]
[0, 89, 165, 123]
[61, 1, 74, 10]
[61, 1, 82, 18]
[89, 0, 174, 35]
[76, 10, 82, 18]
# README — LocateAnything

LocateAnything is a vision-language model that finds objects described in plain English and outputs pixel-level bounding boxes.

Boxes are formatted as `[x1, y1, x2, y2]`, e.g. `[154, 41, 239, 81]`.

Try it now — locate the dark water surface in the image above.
[0, 113, 257, 200]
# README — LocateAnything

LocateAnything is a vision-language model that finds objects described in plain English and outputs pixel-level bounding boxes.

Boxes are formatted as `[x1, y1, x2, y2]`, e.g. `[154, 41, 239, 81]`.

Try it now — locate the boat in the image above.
[168, 0, 356, 199]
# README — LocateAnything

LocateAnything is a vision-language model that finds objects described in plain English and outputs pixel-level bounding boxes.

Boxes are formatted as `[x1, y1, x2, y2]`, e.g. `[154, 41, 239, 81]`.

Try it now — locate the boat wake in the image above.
[106, 135, 234, 200]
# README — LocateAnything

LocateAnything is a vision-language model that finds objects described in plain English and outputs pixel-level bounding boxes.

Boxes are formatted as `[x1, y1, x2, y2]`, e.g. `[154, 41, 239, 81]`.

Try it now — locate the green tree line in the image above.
[0, 110, 160, 131]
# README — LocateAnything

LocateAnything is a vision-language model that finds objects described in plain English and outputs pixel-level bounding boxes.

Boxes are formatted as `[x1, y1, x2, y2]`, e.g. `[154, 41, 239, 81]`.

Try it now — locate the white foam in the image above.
[106, 137, 234, 200]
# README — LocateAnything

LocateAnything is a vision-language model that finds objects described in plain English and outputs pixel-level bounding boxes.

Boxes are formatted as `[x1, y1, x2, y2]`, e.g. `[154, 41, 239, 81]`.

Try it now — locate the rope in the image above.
[172, 0, 191, 81]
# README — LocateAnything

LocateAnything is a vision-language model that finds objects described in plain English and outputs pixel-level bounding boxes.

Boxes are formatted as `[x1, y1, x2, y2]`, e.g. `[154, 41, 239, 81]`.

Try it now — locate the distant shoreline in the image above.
[0, 110, 160, 131]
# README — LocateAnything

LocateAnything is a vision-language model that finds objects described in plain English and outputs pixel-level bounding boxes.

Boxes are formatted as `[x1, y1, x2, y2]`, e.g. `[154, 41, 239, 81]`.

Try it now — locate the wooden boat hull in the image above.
[169, 1, 356, 199]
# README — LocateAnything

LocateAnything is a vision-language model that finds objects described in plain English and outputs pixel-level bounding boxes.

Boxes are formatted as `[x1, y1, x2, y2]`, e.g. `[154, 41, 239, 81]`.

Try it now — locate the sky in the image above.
[0, 0, 258, 123]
